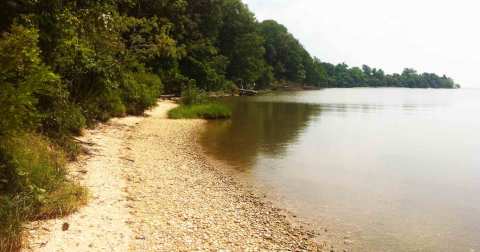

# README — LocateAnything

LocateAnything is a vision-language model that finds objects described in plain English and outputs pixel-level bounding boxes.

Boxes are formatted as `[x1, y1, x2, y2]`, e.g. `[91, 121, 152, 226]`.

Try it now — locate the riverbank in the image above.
[24, 101, 329, 251]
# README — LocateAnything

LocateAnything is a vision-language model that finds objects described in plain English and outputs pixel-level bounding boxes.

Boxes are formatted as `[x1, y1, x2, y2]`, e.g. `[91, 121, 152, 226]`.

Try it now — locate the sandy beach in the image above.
[23, 101, 331, 251]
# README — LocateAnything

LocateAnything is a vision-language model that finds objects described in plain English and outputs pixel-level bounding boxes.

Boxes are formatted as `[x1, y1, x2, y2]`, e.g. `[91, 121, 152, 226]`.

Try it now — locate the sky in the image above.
[243, 0, 480, 87]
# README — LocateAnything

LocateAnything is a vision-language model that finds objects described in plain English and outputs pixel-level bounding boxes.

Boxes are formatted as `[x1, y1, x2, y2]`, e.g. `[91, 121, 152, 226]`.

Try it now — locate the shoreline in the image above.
[199, 132, 354, 252]
[24, 101, 332, 251]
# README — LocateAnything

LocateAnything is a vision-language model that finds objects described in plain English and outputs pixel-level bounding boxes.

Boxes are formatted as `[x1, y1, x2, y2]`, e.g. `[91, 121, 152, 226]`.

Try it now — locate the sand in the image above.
[24, 101, 332, 251]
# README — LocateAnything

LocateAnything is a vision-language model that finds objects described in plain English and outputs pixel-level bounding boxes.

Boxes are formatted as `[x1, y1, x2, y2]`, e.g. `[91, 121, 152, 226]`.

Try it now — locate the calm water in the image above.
[201, 88, 480, 251]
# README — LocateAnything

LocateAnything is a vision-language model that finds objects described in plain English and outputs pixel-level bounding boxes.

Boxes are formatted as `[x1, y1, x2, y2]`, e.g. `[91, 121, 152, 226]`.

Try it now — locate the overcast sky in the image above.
[243, 0, 480, 87]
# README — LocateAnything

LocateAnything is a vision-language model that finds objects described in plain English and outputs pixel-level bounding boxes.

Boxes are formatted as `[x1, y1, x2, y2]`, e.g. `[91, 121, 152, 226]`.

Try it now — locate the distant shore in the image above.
[25, 101, 330, 251]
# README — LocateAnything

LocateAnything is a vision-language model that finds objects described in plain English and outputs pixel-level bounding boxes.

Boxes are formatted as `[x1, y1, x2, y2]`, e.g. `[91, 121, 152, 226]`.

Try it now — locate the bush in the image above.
[82, 90, 127, 124]
[181, 85, 208, 106]
[41, 101, 86, 137]
[0, 25, 61, 137]
[0, 25, 87, 136]
[168, 103, 232, 119]
[121, 72, 163, 115]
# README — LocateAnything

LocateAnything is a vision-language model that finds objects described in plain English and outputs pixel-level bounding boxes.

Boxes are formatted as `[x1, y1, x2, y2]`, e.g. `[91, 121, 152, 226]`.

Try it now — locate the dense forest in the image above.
[0, 0, 459, 250]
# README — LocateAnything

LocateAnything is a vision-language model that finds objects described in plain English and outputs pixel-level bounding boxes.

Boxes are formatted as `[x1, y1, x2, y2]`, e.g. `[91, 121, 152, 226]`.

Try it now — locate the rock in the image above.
[135, 235, 146, 240]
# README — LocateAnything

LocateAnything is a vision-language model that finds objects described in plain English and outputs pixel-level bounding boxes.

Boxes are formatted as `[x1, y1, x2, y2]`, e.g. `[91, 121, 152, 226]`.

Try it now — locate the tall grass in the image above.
[168, 103, 232, 119]
[0, 134, 87, 251]
[168, 85, 232, 119]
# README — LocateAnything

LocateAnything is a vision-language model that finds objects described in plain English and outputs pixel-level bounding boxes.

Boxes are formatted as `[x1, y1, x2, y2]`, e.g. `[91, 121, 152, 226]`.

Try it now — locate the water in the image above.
[201, 88, 480, 251]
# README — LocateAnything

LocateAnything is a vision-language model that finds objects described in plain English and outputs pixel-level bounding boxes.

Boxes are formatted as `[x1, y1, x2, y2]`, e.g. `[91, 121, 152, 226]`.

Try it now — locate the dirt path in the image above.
[24, 101, 329, 251]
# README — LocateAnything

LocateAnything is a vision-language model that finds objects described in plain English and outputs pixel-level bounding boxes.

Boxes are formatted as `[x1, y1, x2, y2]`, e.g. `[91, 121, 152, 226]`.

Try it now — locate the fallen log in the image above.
[239, 89, 258, 96]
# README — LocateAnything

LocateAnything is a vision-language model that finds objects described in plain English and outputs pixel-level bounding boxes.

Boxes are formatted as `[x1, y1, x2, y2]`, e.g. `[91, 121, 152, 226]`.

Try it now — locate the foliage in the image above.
[180, 85, 208, 106]
[218, 0, 268, 88]
[0, 25, 62, 137]
[259, 20, 312, 84]
[168, 103, 232, 119]
[121, 72, 163, 115]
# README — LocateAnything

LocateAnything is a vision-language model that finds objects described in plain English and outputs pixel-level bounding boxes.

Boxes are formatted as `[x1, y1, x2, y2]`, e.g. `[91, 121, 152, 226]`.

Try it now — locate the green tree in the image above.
[218, 0, 268, 88]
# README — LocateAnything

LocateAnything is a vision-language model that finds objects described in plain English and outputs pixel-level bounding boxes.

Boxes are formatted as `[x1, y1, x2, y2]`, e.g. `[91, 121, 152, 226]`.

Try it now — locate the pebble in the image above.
[135, 235, 146, 240]
[25, 102, 342, 252]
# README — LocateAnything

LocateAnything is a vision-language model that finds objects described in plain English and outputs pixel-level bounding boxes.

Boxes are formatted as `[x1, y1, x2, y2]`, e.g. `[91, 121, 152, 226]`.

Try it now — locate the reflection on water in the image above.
[201, 88, 480, 251]
[203, 101, 322, 170]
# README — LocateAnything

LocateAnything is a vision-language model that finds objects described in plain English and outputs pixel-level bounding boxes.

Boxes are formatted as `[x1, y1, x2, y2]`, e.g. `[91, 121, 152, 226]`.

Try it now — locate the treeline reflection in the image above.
[201, 100, 322, 170]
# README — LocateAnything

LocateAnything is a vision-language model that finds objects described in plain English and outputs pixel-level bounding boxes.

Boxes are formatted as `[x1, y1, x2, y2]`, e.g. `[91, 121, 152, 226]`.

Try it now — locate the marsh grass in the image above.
[168, 103, 232, 119]
[0, 134, 87, 252]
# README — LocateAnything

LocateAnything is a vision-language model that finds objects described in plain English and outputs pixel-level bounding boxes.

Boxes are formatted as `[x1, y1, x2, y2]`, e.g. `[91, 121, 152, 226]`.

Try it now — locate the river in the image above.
[201, 88, 480, 251]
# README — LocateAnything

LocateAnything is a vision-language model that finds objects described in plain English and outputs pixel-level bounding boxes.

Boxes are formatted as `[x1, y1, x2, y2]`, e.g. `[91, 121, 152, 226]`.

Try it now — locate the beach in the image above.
[24, 101, 330, 251]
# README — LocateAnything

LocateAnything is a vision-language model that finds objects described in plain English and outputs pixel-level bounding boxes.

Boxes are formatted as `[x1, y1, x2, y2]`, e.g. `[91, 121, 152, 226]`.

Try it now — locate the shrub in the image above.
[160, 69, 195, 95]
[121, 72, 163, 115]
[40, 100, 86, 138]
[82, 90, 126, 124]
[181, 85, 208, 106]
[0, 25, 61, 137]
[0, 25, 88, 153]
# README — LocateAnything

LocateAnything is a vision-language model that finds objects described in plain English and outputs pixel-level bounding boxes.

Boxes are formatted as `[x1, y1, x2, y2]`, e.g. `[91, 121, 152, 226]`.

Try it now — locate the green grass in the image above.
[0, 134, 87, 252]
[168, 103, 232, 119]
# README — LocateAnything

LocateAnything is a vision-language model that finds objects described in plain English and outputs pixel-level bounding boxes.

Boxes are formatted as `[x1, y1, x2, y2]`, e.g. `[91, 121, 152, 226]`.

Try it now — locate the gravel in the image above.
[24, 101, 333, 251]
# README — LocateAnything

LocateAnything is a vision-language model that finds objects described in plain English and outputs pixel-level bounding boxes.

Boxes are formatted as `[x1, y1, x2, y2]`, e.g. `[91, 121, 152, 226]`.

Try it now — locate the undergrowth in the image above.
[0, 134, 87, 252]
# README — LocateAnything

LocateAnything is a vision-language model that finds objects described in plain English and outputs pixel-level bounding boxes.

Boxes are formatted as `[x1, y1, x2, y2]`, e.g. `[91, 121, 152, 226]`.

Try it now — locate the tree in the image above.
[218, 0, 268, 87]
[259, 20, 321, 85]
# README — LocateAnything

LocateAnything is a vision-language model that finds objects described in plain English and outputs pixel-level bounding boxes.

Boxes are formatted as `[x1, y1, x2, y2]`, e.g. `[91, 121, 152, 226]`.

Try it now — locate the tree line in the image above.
[318, 63, 458, 89]
[0, 0, 460, 134]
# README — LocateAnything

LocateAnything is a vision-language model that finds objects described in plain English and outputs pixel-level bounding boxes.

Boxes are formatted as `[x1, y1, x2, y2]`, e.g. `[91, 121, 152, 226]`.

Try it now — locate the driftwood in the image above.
[120, 157, 135, 162]
[239, 89, 258, 96]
